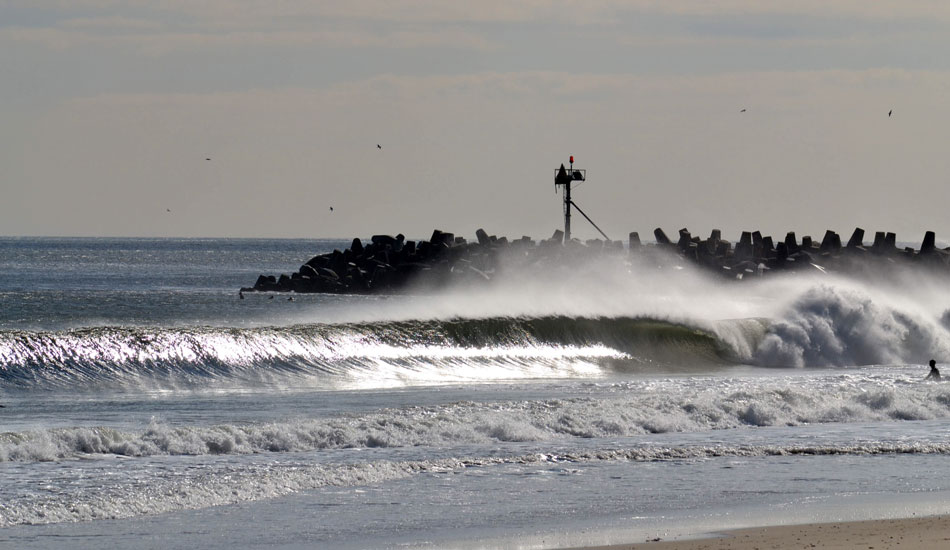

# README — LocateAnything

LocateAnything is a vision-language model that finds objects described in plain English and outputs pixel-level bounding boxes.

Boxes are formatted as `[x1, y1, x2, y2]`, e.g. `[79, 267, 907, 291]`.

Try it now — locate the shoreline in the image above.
[563, 515, 950, 550]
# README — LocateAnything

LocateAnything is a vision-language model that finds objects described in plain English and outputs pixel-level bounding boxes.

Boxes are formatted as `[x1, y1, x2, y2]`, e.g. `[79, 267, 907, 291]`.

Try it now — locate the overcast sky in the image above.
[3, 1, 950, 244]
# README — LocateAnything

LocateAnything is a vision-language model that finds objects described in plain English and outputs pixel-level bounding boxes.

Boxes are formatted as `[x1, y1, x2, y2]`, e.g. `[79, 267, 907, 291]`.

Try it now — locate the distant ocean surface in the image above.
[3, 236, 950, 550]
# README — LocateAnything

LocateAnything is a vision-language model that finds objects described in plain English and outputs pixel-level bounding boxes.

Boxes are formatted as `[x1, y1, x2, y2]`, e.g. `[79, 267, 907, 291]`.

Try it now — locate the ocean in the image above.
[2, 236, 950, 550]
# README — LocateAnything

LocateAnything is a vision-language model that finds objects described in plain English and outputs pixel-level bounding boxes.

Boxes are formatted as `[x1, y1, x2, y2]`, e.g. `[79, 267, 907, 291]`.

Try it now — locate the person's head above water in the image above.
[930, 359, 937, 368]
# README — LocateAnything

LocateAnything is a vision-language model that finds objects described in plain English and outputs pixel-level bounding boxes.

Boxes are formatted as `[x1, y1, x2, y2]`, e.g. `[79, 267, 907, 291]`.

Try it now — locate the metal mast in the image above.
[554, 156, 580, 241]
[563, 158, 572, 241]
[554, 155, 608, 242]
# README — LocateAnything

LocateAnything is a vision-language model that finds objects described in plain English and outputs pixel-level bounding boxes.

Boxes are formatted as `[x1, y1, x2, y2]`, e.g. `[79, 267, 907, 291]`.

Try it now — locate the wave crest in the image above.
[0, 317, 734, 391]
[753, 284, 950, 367]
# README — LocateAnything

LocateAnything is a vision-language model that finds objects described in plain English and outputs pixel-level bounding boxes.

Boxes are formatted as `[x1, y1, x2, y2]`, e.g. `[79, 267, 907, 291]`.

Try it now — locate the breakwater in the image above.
[244, 227, 950, 294]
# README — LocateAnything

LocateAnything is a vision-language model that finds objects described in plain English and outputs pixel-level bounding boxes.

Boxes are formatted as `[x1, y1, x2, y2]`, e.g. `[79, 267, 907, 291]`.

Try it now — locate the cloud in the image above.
[0, 25, 494, 54]
[4, 2, 950, 238]
[12, 1, 950, 24]
[7, 68, 950, 238]
[8, 0, 950, 54]
[60, 16, 163, 31]
[3, 1, 624, 25]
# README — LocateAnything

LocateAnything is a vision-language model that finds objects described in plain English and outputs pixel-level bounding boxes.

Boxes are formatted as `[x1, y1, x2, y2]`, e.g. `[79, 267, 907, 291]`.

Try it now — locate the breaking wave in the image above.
[752, 284, 950, 367]
[5, 371, 950, 462]
[2, 288, 949, 393]
[0, 317, 753, 392]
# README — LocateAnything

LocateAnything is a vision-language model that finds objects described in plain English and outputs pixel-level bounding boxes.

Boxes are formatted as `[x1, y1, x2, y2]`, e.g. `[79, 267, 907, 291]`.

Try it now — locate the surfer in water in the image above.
[926, 359, 941, 381]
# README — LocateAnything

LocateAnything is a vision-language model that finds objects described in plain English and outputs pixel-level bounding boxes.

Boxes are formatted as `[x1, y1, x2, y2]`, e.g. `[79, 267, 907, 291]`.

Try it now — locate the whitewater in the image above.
[2, 236, 950, 549]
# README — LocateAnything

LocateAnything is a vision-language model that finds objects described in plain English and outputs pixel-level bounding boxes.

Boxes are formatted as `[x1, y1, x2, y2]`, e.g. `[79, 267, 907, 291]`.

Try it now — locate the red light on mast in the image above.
[569, 155, 574, 164]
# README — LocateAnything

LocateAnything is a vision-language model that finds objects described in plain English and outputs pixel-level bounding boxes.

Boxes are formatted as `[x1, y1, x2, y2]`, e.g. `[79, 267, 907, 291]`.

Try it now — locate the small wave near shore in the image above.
[4, 365, 949, 463]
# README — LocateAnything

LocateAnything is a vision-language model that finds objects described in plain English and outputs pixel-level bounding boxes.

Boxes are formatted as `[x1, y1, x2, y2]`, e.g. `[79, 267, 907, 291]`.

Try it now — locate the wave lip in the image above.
[0, 317, 748, 392]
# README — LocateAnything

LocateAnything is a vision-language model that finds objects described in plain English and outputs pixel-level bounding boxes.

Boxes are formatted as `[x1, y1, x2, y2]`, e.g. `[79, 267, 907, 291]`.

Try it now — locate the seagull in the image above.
[888, 110, 892, 117]
[377, 144, 382, 149]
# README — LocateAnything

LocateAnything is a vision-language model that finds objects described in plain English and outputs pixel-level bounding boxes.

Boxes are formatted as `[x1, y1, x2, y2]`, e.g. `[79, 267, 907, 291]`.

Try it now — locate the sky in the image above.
[3, 1, 950, 243]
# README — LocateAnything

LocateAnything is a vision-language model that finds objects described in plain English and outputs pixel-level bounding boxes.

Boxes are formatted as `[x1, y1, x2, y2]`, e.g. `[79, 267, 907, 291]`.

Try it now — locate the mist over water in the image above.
[329, 250, 950, 369]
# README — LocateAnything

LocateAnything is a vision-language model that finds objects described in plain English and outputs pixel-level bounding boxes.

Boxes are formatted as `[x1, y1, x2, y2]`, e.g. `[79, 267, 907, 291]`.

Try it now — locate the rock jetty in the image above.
[243, 227, 950, 294]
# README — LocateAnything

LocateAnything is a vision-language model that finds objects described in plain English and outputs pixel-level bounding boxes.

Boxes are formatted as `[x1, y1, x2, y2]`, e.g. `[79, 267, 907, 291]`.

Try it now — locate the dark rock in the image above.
[371, 235, 397, 247]
[316, 267, 339, 280]
[819, 230, 841, 254]
[735, 232, 753, 261]
[752, 231, 764, 247]
[586, 239, 604, 249]
[305, 255, 330, 269]
[921, 231, 937, 254]
[245, 225, 950, 295]
[776, 242, 788, 262]
[629, 232, 641, 248]
[872, 231, 886, 250]
[677, 229, 692, 251]
[253, 274, 278, 291]
[847, 228, 865, 249]
[292, 276, 315, 293]
[762, 236, 775, 259]
[784, 232, 799, 253]
[885, 232, 897, 249]
[429, 230, 454, 247]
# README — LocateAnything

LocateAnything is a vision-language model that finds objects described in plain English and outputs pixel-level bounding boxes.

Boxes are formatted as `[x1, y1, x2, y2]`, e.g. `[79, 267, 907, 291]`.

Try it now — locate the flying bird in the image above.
[206, 158, 211, 161]
[166, 208, 171, 213]
[740, 109, 746, 113]
[888, 110, 892, 117]
[329, 206, 334, 212]
[377, 144, 382, 149]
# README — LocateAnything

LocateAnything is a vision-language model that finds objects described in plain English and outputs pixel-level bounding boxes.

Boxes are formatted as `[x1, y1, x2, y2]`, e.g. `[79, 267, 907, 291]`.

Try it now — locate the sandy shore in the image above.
[566, 515, 950, 550]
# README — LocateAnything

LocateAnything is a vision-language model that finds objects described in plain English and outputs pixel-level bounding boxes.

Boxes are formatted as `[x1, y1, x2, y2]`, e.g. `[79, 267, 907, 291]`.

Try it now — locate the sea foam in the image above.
[4, 368, 949, 463]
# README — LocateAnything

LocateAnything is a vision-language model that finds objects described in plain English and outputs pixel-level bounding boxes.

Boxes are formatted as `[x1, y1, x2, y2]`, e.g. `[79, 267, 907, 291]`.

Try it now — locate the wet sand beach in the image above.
[568, 515, 950, 550]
